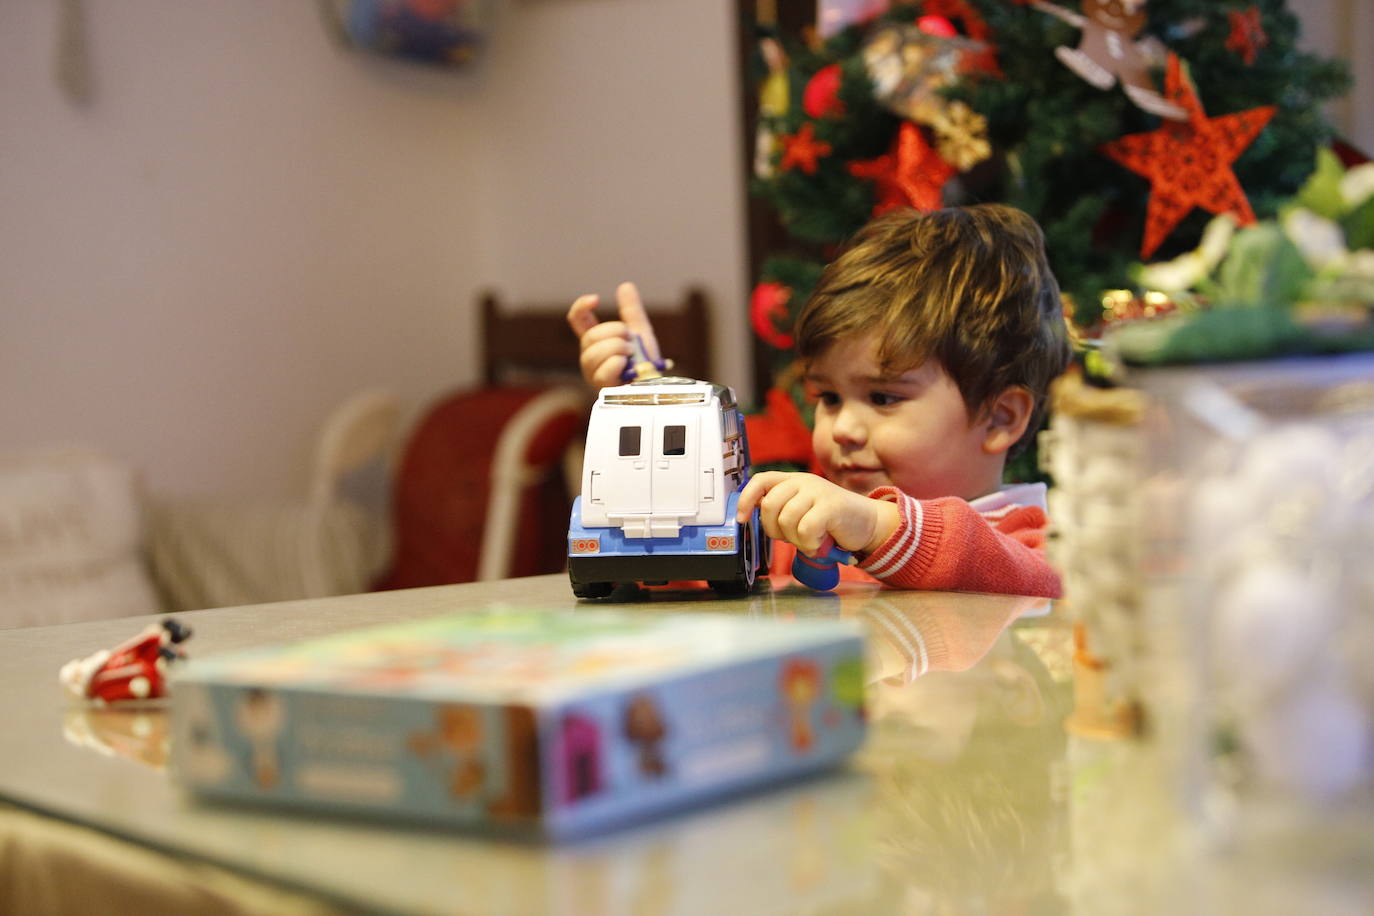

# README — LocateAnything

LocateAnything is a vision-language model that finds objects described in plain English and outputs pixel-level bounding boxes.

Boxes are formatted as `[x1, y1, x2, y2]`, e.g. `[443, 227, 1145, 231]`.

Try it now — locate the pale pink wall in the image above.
[0, 0, 748, 499]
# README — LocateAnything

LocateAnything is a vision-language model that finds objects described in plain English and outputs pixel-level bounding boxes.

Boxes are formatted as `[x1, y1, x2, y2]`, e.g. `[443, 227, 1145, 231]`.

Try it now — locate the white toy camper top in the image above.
[580, 378, 747, 538]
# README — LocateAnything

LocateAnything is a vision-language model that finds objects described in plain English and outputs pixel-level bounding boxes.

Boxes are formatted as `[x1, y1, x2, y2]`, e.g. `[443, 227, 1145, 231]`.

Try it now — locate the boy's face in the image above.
[806, 333, 1000, 501]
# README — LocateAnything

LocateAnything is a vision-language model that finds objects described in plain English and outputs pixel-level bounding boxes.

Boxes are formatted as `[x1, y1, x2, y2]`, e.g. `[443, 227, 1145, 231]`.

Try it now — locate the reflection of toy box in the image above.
[169, 610, 867, 839]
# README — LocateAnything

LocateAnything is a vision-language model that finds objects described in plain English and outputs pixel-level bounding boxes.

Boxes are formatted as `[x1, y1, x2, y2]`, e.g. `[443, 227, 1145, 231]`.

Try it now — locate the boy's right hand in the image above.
[566, 281, 663, 389]
[737, 471, 900, 559]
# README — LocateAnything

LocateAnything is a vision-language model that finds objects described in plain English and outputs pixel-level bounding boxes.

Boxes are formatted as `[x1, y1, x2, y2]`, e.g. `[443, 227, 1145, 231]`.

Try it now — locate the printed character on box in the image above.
[623, 693, 669, 778]
[59, 618, 192, 704]
[558, 713, 604, 803]
[568, 206, 1070, 597]
[781, 658, 821, 752]
[408, 704, 488, 799]
[235, 688, 286, 789]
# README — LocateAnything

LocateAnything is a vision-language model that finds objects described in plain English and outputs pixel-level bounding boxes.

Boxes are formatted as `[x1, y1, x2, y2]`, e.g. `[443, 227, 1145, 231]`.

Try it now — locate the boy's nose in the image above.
[830, 404, 867, 445]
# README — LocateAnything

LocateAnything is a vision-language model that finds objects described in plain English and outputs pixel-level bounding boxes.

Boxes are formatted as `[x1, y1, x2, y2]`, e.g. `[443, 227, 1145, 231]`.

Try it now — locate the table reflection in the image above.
[63, 704, 171, 771]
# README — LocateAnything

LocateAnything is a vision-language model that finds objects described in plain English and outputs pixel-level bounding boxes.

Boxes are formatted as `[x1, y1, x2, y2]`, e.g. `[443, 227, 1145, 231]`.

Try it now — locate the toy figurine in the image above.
[59, 618, 192, 704]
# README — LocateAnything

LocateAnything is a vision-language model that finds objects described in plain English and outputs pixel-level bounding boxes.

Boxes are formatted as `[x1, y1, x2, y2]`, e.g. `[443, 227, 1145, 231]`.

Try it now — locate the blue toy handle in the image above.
[791, 541, 852, 591]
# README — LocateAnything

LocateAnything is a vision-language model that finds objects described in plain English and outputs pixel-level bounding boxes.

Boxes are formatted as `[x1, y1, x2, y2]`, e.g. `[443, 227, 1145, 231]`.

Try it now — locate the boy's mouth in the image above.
[834, 465, 886, 487]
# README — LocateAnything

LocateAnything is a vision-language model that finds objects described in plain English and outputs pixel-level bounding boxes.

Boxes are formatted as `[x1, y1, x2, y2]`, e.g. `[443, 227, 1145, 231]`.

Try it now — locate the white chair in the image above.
[147, 389, 402, 610]
[301, 389, 403, 597]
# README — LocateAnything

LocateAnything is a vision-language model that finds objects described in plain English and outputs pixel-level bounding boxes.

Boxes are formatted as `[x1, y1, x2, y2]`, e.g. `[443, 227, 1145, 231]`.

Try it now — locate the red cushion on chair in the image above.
[375, 386, 585, 589]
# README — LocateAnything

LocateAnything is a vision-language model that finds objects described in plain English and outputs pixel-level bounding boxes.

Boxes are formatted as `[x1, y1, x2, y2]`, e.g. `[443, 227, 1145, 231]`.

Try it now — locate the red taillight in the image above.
[570, 538, 600, 554]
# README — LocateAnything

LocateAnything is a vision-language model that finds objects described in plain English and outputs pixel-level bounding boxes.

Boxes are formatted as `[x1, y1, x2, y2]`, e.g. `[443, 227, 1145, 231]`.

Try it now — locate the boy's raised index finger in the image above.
[615, 282, 662, 360]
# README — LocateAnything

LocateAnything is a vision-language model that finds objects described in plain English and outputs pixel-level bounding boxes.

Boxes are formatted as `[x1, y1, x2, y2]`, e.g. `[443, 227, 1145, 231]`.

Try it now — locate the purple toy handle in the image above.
[620, 333, 669, 382]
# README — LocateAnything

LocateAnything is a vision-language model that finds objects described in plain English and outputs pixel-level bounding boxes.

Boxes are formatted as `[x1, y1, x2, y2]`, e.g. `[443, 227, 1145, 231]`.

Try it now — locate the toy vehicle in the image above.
[568, 377, 768, 598]
[59, 618, 193, 704]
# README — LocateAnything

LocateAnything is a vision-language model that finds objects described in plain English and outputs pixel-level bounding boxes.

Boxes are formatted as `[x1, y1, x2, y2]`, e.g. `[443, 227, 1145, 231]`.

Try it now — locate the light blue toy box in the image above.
[169, 610, 867, 839]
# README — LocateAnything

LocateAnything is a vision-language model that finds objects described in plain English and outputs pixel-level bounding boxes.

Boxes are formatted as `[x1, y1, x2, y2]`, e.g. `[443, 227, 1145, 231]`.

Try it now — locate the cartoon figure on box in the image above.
[623, 693, 669, 778]
[781, 659, 821, 752]
[235, 688, 286, 789]
[567, 370, 769, 598]
[59, 618, 192, 704]
[559, 713, 604, 803]
[408, 704, 487, 799]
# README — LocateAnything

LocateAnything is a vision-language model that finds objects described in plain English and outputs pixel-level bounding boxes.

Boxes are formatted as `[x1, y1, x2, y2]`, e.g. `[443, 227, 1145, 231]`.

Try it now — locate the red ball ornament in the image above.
[916, 15, 958, 38]
[750, 281, 795, 349]
[803, 64, 845, 119]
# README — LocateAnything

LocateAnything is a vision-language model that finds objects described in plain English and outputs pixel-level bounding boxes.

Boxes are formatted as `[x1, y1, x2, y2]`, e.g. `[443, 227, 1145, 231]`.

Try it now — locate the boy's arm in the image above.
[857, 488, 1062, 598]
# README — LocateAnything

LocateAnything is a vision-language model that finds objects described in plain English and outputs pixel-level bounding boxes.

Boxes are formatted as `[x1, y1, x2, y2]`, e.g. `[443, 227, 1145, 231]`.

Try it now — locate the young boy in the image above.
[567, 204, 1070, 598]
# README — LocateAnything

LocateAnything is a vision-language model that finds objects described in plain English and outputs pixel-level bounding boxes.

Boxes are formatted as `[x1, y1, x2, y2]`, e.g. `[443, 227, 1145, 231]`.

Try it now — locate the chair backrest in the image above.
[480, 287, 712, 385]
[374, 386, 586, 589]
[302, 389, 402, 598]
[308, 389, 402, 510]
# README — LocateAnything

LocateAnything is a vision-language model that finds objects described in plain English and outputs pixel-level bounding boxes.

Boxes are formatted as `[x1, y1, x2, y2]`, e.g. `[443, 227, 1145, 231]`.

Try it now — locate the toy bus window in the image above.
[663, 425, 686, 456]
[618, 426, 642, 457]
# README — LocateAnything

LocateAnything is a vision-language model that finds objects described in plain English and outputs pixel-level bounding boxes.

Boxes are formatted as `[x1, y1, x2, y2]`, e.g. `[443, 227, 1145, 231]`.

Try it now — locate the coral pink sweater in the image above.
[769, 483, 1062, 598]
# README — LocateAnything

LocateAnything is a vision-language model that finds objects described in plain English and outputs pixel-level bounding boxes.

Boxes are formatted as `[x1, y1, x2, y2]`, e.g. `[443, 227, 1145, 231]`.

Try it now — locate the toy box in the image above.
[169, 610, 867, 839]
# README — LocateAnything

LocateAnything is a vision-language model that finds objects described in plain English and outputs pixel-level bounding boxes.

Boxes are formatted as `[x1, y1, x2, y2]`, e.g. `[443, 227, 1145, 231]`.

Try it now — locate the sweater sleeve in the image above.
[855, 487, 1062, 598]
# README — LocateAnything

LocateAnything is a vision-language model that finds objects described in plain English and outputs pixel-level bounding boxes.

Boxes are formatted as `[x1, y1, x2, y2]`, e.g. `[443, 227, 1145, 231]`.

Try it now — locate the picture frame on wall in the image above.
[320, 0, 495, 69]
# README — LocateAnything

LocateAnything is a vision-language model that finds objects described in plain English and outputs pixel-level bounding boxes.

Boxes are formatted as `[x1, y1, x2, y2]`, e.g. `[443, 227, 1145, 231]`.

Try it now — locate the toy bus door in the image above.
[599, 411, 652, 515]
[652, 413, 697, 516]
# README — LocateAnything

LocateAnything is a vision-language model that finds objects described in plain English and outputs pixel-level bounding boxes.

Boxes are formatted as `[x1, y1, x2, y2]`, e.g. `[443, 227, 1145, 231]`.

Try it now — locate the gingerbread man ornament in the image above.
[1031, 0, 1185, 120]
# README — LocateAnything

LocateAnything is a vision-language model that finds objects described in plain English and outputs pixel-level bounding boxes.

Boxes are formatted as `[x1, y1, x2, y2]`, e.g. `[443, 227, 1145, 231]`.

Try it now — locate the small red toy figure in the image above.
[60, 618, 193, 704]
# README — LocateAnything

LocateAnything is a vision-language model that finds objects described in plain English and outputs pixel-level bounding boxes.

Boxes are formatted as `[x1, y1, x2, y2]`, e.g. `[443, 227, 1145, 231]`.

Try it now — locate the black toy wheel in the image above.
[709, 525, 756, 596]
[572, 581, 614, 599]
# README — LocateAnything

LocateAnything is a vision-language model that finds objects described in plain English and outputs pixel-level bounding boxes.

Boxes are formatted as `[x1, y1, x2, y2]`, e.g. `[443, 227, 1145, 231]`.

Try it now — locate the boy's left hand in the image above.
[736, 472, 899, 559]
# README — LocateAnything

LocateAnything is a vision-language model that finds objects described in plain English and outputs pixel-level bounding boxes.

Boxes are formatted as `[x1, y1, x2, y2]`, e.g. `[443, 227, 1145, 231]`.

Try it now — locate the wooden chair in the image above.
[480, 287, 713, 385]
[378, 288, 715, 589]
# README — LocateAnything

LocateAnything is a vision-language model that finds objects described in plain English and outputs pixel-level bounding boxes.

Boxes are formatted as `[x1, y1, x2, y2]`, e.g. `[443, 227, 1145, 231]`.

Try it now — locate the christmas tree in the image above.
[744, 0, 1352, 475]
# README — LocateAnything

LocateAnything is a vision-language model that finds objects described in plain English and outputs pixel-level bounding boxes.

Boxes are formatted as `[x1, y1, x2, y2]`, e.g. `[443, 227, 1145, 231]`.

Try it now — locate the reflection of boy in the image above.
[868, 628, 1068, 911]
[569, 205, 1070, 597]
[858, 592, 1048, 685]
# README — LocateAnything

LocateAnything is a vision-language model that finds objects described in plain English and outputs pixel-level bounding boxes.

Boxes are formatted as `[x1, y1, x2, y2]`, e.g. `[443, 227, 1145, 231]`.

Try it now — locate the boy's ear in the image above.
[979, 386, 1034, 456]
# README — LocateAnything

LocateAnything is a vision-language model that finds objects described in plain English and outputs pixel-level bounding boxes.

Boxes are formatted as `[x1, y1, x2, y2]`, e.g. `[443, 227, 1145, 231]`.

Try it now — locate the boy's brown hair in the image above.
[795, 204, 1071, 455]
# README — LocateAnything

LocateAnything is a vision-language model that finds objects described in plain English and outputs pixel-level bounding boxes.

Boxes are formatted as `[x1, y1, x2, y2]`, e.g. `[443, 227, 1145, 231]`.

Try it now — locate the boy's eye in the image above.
[811, 390, 840, 407]
[869, 391, 904, 407]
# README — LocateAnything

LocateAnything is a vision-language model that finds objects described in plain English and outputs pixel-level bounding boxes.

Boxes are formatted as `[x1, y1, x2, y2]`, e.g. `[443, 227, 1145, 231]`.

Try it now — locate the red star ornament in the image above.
[849, 121, 955, 215]
[1100, 54, 1275, 259]
[1226, 7, 1268, 66]
[780, 123, 832, 175]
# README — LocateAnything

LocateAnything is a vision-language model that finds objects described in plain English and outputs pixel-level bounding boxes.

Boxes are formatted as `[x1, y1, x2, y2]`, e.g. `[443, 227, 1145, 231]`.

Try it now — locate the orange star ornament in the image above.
[1226, 7, 1268, 66]
[1100, 54, 1275, 259]
[848, 121, 955, 215]
[779, 123, 832, 175]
